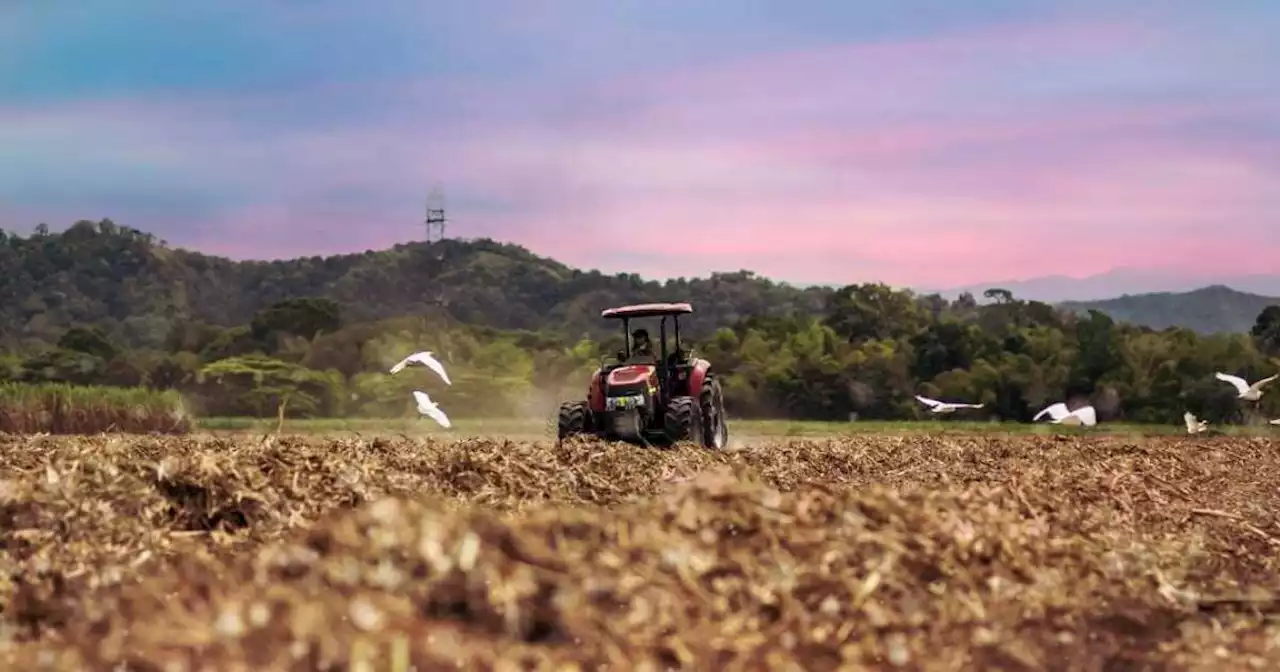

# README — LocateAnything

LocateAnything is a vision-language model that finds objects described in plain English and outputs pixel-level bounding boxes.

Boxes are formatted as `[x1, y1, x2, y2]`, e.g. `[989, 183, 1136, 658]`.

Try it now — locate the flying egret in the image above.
[1183, 411, 1208, 434]
[1057, 405, 1097, 426]
[1271, 419, 1280, 425]
[1033, 402, 1070, 422]
[915, 395, 984, 414]
[1214, 372, 1278, 401]
[1033, 402, 1097, 427]
[390, 351, 452, 385]
[412, 390, 452, 429]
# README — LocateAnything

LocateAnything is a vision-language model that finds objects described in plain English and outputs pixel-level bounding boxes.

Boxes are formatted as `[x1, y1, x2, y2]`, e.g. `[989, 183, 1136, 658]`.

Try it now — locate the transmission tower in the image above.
[425, 187, 447, 243]
[423, 186, 451, 312]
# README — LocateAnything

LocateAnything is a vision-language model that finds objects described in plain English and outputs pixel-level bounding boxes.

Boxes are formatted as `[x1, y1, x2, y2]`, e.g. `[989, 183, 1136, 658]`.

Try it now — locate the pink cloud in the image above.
[492, 176, 1277, 288]
[542, 17, 1163, 138]
[438, 19, 1280, 286]
[625, 18, 1156, 95]
[5, 12, 1279, 289]
[462, 88, 1279, 284]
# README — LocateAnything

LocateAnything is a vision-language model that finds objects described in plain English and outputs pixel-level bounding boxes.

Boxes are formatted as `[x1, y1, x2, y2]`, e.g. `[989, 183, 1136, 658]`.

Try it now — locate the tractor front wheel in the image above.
[557, 401, 592, 443]
[699, 378, 728, 449]
[663, 396, 702, 446]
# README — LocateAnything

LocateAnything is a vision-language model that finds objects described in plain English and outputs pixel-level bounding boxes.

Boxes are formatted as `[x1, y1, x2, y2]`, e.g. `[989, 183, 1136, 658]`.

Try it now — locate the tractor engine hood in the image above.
[605, 365, 657, 389]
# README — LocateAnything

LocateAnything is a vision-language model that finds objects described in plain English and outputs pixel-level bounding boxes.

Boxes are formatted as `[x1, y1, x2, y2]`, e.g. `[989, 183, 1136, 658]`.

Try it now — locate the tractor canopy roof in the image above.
[600, 302, 693, 319]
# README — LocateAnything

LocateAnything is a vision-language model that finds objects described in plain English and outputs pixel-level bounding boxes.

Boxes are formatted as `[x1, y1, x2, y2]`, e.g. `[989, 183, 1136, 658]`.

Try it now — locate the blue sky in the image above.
[2, 1, 1278, 287]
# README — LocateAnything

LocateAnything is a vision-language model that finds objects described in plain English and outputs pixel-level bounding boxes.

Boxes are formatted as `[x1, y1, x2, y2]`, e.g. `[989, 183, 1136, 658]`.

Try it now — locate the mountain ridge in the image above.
[0, 219, 831, 349]
[1, 219, 1275, 346]
[1058, 284, 1280, 335]
[926, 268, 1280, 304]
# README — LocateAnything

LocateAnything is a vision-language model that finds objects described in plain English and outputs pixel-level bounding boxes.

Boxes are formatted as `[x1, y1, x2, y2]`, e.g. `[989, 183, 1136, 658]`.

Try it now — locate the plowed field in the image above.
[1, 432, 1278, 670]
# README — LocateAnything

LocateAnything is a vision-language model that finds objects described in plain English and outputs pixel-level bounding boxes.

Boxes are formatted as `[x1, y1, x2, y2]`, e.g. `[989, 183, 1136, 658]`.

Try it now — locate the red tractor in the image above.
[556, 302, 729, 448]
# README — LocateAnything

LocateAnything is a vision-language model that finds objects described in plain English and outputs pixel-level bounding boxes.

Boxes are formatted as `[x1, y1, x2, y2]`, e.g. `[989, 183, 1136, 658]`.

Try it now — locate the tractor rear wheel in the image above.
[557, 401, 591, 443]
[663, 396, 701, 445]
[699, 378, 728, 449]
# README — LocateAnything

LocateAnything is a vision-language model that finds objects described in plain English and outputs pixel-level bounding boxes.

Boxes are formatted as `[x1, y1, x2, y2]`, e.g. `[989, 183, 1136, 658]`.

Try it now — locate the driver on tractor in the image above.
[630, 328, 655, 360]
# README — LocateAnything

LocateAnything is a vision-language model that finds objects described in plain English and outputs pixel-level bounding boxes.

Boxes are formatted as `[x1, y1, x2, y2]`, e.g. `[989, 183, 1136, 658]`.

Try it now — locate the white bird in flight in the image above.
[1033, 402, 1070, 422]
[412, 390, 452, 429]
[1271, 418, 1280, 425]
[1033, 402, 1098, 427]
[1183, 411, 1208, 434]
[915, 395, 984, 414]
[1214, 372, 1278, 401]
[390, 351, 452, 385]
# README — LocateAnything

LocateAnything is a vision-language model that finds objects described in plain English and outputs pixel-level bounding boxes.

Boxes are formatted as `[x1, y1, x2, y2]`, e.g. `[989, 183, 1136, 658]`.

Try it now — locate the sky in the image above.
[2, 1, 1279, 289]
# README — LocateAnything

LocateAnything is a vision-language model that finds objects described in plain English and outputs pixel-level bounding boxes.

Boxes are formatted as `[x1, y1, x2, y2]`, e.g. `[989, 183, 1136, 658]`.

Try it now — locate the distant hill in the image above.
[928, 268, 1280, 304]
[3, 219, 1273, 348]
[1058, 285, 1280, 334]
[0, 219, 832, 349]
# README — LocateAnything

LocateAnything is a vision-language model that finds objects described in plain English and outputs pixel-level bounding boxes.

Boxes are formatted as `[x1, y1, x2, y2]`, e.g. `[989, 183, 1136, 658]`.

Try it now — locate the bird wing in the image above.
[412, 391, 452, 428]
[956, 403, 985, 409]
[415, 352, 452, 385]
[389, 354, 413, 374]
[1183, 412, 1197, 432]
[915, 395, 942, 408]
[1072, 405, 1098, 426]
[1250, 373, 1279, 391]
[1215, 372, 1250, 395]
[1271, 418, 1280, 425]
[1034, 402, 1069, 421]
[412, 390, 432, 410]
[424, 404, 452, 428]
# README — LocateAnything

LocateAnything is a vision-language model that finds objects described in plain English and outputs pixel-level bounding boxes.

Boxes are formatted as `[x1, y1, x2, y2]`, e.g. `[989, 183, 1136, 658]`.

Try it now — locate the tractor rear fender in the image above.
[687, 359, 712, 397]
[588, 369, 605, 412]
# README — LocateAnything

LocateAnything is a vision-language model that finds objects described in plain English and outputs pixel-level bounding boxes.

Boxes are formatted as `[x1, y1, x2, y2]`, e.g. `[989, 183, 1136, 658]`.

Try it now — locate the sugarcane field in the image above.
[2, 420, 1279, 670]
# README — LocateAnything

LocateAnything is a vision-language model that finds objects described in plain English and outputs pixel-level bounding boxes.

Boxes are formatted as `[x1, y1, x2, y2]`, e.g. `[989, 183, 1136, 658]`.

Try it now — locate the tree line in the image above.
[3, 285, 1278, 424]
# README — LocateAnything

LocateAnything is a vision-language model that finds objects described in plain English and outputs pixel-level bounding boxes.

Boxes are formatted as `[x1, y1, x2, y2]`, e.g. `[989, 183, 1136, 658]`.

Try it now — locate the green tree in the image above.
[1250, 305, 1280, 357]
[826, 283, 923, 344]
[57, 326, 118, 361]
[983, 288, 1014, 304]
[1069, 311, 1123, 395]
[250, 297, 343, 345]
[909, 320, 977, 381]
[196, 355, 343, 418]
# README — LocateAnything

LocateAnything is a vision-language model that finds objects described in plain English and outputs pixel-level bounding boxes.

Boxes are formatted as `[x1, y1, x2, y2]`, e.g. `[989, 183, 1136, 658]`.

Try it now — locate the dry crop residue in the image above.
[0, 432, 1278, 670]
